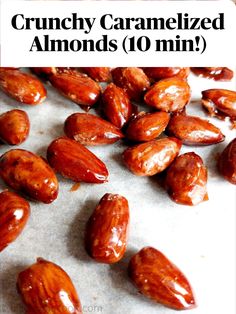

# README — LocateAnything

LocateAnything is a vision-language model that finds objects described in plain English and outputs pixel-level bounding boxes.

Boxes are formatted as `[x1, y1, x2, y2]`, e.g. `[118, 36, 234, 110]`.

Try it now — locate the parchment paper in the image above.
[0, 70, 235, 314]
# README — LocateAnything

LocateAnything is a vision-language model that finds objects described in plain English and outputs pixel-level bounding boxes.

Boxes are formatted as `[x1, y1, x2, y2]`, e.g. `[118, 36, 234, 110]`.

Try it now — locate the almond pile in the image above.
[0, 66, 235, 313]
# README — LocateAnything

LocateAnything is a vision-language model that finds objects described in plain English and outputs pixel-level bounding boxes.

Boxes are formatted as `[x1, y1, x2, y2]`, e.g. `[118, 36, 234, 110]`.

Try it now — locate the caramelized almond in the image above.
[112, 67, 150, 101]
[47, 137, 108, 183]
[0, 69, 46, 105]
[81, 67, 111, 82]
[64, 113, 123, 145]
[17, 258, 82, 314]
[166, 152, 208, 205]
[191, 67, 233, 81]
[102, 83, 132, 128]
[0, 190, 30, 252]
[31, 67, 58, 76]
[202, 89, 236, 119]
[0, 109, 30, 145]
[167, 114, 225, 145]
[49, 72, 101, 109]
[218, 138, 236, 184]
[143, 67, 190, 80]
[126, 111, 170, 142]
[31, 67, 75, 77]
[144, 78, 191, 112]
[85, 193, 129, 263]
[128, 247, 196, 310]
[123, 137, 181, 176]
[0, 149, 58, 203]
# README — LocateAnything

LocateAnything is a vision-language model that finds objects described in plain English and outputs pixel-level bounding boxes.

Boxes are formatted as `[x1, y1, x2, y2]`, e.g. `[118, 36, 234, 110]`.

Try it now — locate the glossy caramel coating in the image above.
[85, 193, 129, 263]
[166, 152, 208, 205]
[143, 67, 190, 80]
[0, 69, 46, 105]
[81, 67, 111, 82]
[191, 67, 233, 81]
[128, 247, 196, 310]
[0, 190, 30, 252]
[167, 114, 225, 145]
[144, 78, 191, 112]
[64, 113, 123, 145]
[0, 149, 58, 203]
[49, 71, 100, 108]
[112, 67, 150, 101]
[17, 258, 82, 314]
[202, 89, 236, 119]
[218, 138, 236, 184]
[102, 83, 133, 128]
[0, 109, 30, 145]
[123, 137, 182, 176]
[126, 111, 170, 142]
[47, 137, 108, 183]
[31, 67, 58, 76]
[31, 67, 76, 77]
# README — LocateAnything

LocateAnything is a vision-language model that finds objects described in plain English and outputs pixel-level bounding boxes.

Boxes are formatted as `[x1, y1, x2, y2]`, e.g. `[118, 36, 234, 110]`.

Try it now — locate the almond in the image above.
[166, 152, 208, 205]
[126, 111, 170, 142]
[0, 69, 46, 105]
[31, 67, 58, 76]
[112, 67, 150, 101]
[102, 83, 133, 128]
[143, 67, 190, 81]
[85, 193, 129, 263]
[191, 67, 234, 81]
[0, 190, 30, 252]
[128, 247, 196, 310]
[81, 67, 111, 82]
[123, 137, 181, 176]
[202, 89, 236, 119]
[49, 71, 101, 109]
[47, 136, 108, 183]
[218, 138, 236, 184]
[31, 67, 76, 77]
[17, 258, 82, 314]
[167, 114, 225, 145]
[64, 113, 123, 145]
[0, 109, 30, 145]
[144, 78, 191, 112]
[0, 149, 58, 203]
